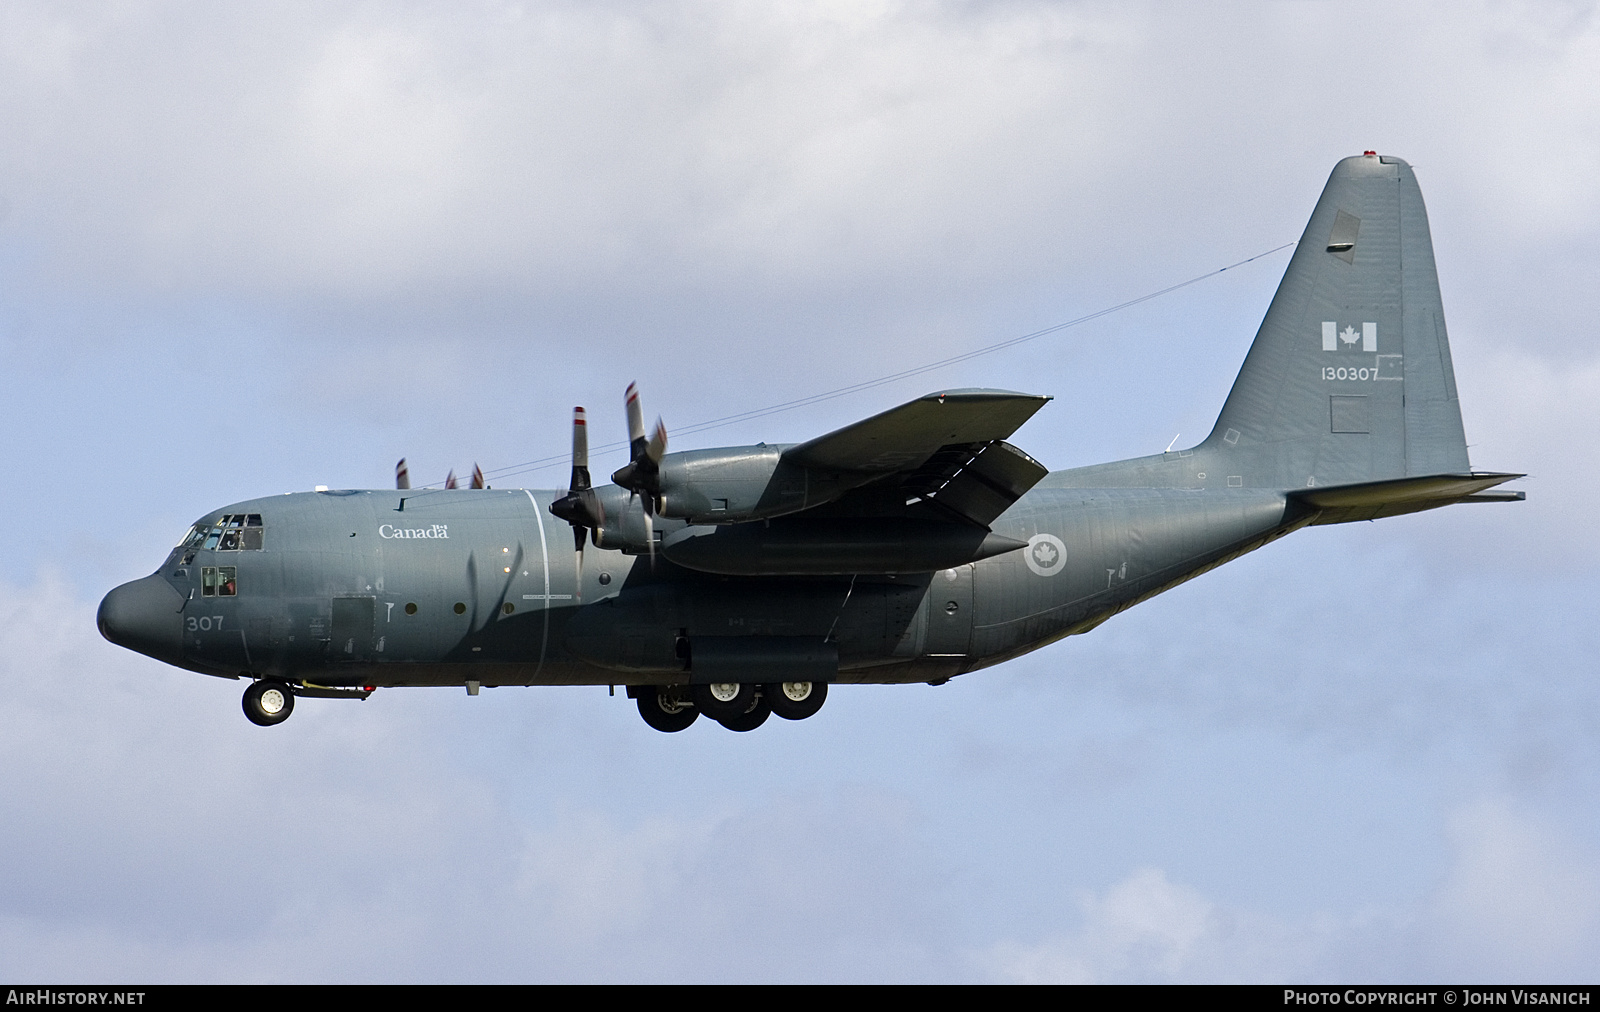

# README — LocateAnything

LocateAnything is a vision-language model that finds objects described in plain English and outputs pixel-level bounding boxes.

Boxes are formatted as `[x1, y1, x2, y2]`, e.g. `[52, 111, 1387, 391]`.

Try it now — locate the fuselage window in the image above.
[201, 566, 237, 597]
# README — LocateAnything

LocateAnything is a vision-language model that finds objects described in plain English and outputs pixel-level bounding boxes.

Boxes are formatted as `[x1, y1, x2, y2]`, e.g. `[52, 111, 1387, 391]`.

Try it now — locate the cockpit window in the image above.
[188, 514, 265, 552]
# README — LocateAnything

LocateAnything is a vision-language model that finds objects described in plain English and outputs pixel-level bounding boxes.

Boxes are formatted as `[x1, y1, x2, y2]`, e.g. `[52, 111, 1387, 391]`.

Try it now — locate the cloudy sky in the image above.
[2, 1, 1598, 982]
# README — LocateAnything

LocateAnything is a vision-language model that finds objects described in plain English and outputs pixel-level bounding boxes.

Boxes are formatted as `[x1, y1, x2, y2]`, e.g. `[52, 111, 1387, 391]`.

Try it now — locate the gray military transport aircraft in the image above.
[99, 153, 1522, 732]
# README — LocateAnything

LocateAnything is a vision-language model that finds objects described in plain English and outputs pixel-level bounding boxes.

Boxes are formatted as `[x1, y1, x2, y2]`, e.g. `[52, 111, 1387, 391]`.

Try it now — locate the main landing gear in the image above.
[637, 684, 698, 733]
[632, 681, 828, 733]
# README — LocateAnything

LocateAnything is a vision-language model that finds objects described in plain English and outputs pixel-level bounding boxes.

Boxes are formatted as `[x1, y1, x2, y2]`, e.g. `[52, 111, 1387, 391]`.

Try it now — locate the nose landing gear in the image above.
[242, 679, 295, 726]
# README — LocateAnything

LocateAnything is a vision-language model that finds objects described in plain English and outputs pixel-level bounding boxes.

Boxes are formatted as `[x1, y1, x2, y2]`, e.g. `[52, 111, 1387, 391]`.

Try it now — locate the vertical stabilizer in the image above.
[1206, 153, 1469, 488]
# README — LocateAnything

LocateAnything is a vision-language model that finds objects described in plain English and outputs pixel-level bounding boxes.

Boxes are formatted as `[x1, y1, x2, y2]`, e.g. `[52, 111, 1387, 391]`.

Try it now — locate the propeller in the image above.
[609, 382, 667, 563]
[445, 470, 458, 489]
[396, 459, 410, 490]
[611, 383, 667, 498]
[549, 406, 606, 585]
[470, 463, 486, 489]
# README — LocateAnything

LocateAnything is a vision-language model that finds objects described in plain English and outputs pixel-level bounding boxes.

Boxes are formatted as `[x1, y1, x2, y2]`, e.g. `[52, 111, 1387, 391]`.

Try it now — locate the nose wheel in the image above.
[242, 679, 295, 726]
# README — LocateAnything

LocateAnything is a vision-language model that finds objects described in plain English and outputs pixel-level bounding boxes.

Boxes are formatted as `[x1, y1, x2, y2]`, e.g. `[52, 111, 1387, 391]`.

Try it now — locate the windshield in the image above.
[182, 514, 265, 551]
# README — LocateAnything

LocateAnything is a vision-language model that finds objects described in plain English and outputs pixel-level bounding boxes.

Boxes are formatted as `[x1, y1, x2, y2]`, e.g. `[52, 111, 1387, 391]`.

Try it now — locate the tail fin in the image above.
[1206, 153, 1469, 488]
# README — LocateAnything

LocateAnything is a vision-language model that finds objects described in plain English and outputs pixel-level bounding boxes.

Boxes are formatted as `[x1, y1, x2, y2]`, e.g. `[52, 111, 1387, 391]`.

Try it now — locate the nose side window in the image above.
[200, 566, 238, 597]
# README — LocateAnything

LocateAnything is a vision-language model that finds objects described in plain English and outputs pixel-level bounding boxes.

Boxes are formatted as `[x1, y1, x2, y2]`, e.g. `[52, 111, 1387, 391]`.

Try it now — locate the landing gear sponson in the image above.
[630, 681, 828, 733]
[239, 676, 821, 732]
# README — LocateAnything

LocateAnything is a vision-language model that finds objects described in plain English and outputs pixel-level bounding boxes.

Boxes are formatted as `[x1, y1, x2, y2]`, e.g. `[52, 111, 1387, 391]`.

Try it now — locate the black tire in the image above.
[242, 679, 295, 727]
[692, 681, 757, 721]
[767, 680, 827, 721]
[714, 692, 771, 732]
[637, 685, 698, 733]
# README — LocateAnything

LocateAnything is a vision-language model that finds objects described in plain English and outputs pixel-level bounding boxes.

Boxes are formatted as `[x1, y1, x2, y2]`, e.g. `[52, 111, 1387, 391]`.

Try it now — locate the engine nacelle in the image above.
[652, 445, 868, 524]
[587, 486, 685, 555]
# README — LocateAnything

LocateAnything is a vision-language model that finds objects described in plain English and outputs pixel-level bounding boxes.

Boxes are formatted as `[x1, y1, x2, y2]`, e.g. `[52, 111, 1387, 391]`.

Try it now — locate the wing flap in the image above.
[918, 441, 1050, 527]
[783, 389, 1050, 473]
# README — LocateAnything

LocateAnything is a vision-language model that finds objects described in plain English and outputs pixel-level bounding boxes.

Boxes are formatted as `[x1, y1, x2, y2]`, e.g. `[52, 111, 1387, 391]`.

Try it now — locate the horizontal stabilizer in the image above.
[784, 389, 1049, 473]
[1289, 472, 1524, 525]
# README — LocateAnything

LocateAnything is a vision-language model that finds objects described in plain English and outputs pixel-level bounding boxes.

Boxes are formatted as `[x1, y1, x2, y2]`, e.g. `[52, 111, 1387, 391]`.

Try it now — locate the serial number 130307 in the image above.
[1322, 365, 1377, 382]
[186, 615, 224, 632]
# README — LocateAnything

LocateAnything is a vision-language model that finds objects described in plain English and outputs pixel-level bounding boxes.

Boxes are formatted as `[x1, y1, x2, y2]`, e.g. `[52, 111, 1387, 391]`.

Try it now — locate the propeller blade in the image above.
[643, 493, 656, 569]
[395, 458, 410, 490]
[471, 463, 486, 489]
[646, 417, 667, 465]
[573, 524, 586, 599]
[550, 406, 607, 582]
[445, 470, 458, 489]
[570, 406, 591, 492]
[625, 382, 646, 461]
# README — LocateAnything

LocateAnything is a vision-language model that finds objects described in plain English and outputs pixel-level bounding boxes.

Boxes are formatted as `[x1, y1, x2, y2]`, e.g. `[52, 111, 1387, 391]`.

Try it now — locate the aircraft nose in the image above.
[98, 575, 185, 661]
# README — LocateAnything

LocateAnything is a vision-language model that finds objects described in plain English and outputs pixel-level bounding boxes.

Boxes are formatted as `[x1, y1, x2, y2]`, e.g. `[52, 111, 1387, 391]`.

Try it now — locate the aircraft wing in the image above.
[783, 389, 1050, 473]
[611, 388, 1055, 575]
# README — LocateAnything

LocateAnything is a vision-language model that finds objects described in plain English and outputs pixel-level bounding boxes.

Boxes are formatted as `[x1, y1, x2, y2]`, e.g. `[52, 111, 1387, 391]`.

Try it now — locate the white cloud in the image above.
[978, 866, 1336, 983]
[984, 868, 1217, 983]
[513, 810, 719, 944]
[980, 799, 1600, 983]
[1431, 798, 1600, 976]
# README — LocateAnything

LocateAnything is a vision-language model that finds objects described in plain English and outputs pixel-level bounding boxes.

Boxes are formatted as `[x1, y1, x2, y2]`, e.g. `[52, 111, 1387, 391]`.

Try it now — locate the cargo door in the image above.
[331, 595, 376, 660]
